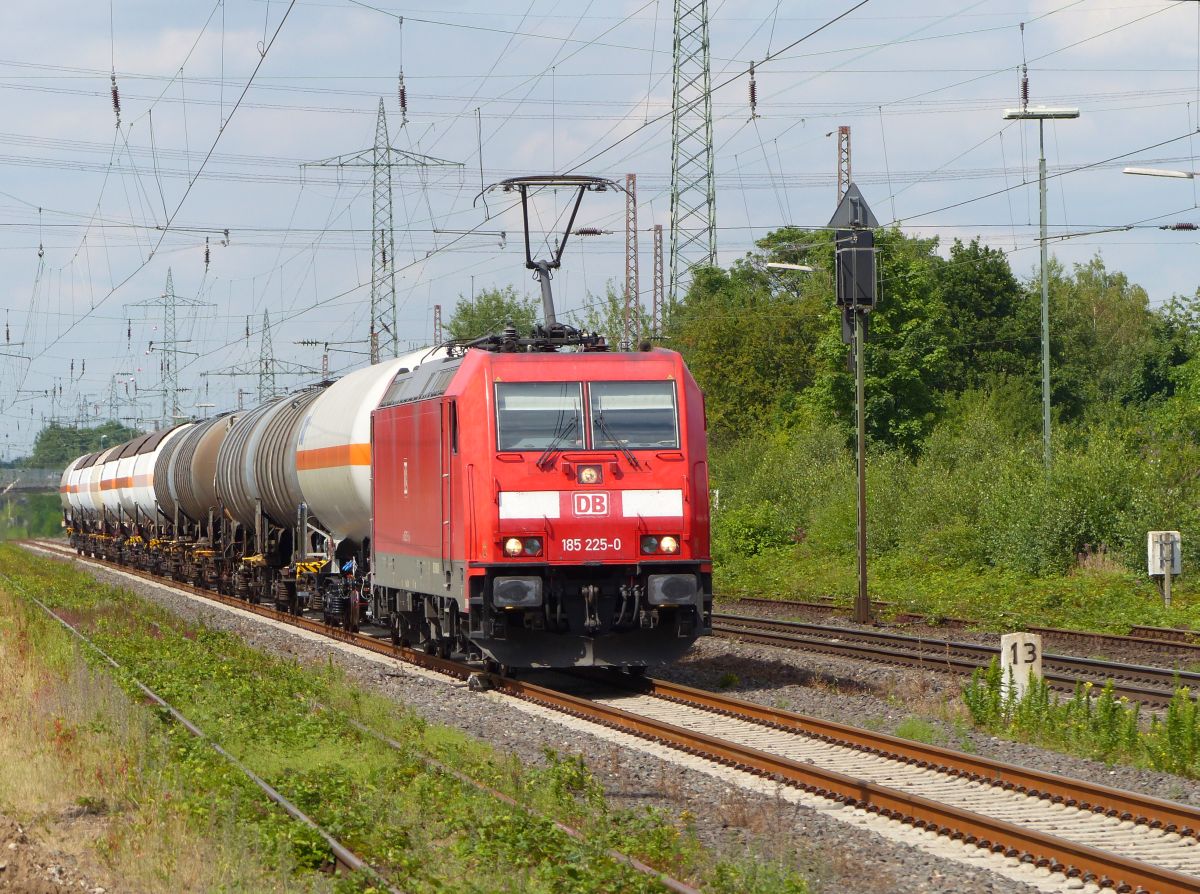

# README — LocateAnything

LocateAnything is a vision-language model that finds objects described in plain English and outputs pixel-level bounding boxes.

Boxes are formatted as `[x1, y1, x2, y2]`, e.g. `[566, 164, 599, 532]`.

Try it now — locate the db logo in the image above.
[573, 492, 609, 516]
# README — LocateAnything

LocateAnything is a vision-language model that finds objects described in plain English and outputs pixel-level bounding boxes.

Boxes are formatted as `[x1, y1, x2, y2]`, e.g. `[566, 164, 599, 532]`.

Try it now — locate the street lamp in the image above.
[1004, 106, 1080, 467]
[1123, 167, 1195, 179]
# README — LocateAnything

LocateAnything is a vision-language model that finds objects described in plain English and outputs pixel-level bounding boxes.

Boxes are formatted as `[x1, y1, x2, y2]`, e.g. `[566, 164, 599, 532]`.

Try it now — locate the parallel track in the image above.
[28, 540, 1200, 894]
[729, 595, 1200, 665]
[712, 613, 1200, 707]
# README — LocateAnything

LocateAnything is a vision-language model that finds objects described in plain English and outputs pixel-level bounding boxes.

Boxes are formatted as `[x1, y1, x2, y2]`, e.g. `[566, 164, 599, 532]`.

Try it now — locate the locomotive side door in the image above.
[440, 399, 455, 588]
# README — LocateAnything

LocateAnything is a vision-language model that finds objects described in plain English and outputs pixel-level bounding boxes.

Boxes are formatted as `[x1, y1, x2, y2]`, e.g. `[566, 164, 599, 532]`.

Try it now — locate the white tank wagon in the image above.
[295, 348, 445, 544]
[59, 456, 83, 512]
[110, 432, 158, 521]
[83, 447, 120, 518]
[67, 452, 99, 516]
[99, 445, 130, 519]
[130, 424, 191, 523]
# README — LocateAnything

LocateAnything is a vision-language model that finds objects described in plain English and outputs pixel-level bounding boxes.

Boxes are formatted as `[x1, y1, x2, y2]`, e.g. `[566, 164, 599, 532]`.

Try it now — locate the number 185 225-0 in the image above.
[561, 537, 622, 553]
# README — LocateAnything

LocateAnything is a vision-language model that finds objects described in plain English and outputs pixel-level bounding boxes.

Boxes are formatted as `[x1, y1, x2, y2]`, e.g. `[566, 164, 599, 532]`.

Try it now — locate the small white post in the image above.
[1148, 531, 1182, 609]
[1000, 632, 1043, 701]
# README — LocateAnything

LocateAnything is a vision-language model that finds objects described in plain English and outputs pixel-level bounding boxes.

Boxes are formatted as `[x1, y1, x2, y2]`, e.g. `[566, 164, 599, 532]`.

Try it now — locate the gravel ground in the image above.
[0, 814, 111, 894]
[42, 552, 1049, 894]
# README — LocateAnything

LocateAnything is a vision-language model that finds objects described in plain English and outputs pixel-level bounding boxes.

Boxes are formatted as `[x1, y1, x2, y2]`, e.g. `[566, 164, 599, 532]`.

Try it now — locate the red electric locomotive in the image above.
[367, 174, 711, 669]
[370, 345, 711, 668]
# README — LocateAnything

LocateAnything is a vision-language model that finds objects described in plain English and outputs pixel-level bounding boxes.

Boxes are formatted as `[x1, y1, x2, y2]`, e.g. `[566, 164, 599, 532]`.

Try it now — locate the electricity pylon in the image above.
[202, 311, 318, 405]
[669, 0, 716, 310]
[126, 269, 213, 428]
[307, 99, 461, 362]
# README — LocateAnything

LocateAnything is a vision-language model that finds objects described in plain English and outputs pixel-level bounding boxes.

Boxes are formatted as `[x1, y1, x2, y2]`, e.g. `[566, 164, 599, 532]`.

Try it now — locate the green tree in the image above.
[446, 285, 539, 340]
[1047, 256, 1159, 419]
[579, 284, 653, 349]
[668, 245, 828, 442]
[934, 238, 1037, 390]
[23, 421, 141, 470]
[808, 228, 952, 452]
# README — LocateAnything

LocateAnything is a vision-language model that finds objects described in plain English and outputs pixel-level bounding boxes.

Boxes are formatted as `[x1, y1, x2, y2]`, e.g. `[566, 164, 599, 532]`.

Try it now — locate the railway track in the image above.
[26, 540, 1200, 894]
[712, 613, 1200, 707]
[728, 595, 1200, 665]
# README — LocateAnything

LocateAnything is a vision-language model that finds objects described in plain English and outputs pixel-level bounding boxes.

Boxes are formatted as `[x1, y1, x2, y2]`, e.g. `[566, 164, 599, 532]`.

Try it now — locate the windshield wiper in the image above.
[594, 412, 640, 469]
[536, 416, 578, 469]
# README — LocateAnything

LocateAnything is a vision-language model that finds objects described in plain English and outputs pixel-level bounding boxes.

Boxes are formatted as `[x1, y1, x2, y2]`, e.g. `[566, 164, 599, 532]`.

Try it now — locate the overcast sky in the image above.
[2, 0, 1199, 457]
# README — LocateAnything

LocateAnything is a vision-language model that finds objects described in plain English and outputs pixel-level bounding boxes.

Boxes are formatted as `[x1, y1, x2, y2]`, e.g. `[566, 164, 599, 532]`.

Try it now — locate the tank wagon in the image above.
[62, 174, 712, 668]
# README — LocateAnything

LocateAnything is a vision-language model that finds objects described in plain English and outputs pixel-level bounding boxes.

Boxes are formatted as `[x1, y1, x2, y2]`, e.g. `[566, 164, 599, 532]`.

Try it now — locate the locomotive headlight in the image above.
[523, 537, 543, 556]
[577, 464, 602, 485]
[504, 537, 524, 557]
[641, 534, 681, 555]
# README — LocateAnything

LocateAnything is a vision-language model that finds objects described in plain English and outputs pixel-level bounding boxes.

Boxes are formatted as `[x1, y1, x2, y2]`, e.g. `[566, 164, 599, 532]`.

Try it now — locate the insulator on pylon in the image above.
[110, 71, 121, 125]
[1020, 64, 1029, 109]
[749, 62, 758, 119]
[127, 319, 131, 344]
[1161, 222, 1198, 230]
[204, 236, 210, 270]
[81, 359, 85, 375]
[245, 316, 250, 341]
[70, 359, 74, 376]
[398, 72, 408, 119]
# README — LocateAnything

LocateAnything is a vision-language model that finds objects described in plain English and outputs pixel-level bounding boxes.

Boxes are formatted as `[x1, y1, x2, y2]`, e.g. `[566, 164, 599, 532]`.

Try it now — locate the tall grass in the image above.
[964, 659, 1200, 779]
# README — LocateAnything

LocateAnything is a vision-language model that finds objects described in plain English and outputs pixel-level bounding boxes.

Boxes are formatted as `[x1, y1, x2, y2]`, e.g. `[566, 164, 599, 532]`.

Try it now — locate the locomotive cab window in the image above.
[589, 381, 679, 449]
[495, 382, 584, 450]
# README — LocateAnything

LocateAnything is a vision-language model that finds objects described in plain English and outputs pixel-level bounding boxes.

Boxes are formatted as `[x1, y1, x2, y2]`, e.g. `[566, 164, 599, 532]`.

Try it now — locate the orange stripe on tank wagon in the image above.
[296, 443, 372, 470]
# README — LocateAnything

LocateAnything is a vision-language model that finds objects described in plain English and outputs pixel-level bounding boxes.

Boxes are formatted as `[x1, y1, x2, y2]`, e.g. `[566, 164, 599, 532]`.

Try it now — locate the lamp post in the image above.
[1003, 106, 1080, 467]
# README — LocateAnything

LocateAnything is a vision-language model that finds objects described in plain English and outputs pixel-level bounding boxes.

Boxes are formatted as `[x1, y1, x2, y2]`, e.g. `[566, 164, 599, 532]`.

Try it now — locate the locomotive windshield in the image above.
[590, 381, 679, 449]
[495, 382, 585, 450]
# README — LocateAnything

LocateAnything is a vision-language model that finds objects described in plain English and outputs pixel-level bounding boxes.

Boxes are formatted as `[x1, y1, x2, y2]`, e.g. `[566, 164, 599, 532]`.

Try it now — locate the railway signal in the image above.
[829, 183, 878, 626]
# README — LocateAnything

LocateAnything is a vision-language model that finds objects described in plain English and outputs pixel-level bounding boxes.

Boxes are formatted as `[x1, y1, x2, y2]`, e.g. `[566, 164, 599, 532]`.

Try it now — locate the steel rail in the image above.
[495, 671, 1200, 894]
[729, 595, 1200, 660]
[33, 541, 1200, 893]
[630, 675, 1200, 837]
[713, 614, 1198, 706]
[0, 568, 403, 894]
